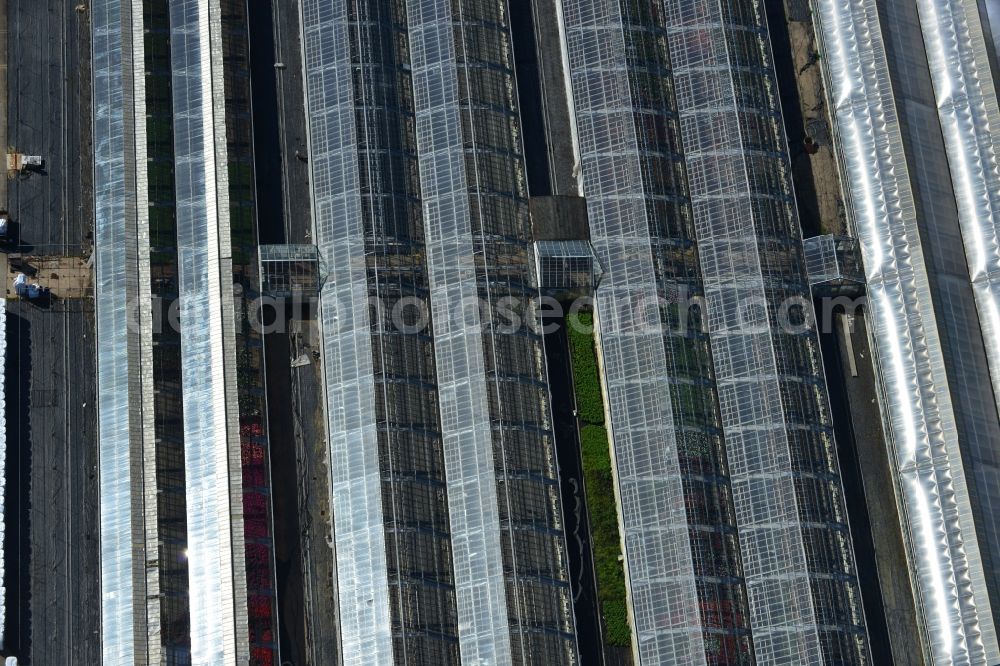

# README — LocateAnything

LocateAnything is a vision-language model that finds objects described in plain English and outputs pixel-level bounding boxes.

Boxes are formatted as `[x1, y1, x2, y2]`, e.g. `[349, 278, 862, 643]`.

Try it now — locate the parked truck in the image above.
[6, 152, 42, 175]
[13, 273, 46, 300]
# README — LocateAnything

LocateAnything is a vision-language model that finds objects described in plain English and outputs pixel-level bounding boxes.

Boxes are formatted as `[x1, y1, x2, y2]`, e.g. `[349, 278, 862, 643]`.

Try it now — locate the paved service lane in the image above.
[5, 1, 98, 664]
[6, 299, 98, 666]
[8, 0, 88, 254]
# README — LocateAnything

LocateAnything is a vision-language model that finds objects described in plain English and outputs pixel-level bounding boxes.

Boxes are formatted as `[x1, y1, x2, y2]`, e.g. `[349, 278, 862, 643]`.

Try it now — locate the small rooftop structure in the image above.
[259, 244, 321, 299]
[534, 240, 603, 295]
[803, 234, 865, 297]
[529, 195, 602, 298]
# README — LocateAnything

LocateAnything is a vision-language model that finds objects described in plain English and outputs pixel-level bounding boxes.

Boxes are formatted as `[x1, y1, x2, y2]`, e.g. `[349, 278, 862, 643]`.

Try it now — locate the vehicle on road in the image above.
[6, 152, 43, 177]
[13, 272, 46, 300]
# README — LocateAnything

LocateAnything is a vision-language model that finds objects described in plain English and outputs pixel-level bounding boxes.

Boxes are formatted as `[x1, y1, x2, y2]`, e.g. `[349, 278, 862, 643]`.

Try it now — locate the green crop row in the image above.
[568, 312, 631, 648]
[567, 312, 605, 426]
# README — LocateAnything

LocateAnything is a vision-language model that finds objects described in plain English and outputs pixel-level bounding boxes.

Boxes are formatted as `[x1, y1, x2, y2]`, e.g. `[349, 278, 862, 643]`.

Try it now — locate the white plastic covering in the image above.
[93, 0, 142, 662]
[814, 0, 1000, 662]
[170, 0, 245, 662]
[915, 0, 1000, 472]
[95, 1, 161, 661]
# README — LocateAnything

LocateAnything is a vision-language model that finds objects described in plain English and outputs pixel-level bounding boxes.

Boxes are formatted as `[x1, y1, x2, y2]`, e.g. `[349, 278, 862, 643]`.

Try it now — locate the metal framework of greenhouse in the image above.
[560, 0, 870, 662]
[301, 0, 579, 660]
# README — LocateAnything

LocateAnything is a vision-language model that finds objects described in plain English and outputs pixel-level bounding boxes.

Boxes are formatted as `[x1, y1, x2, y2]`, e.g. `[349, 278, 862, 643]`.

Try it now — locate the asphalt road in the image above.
[287, 319, 339, 663]
[543, 317, 605, 664]
[821, 310, 922, 665]
[6, 298, 98, 666]
[4, 1, 98, 664]
[9, 0, 88, 254]
[272, 0, 311, 245]
[250, 0, 311, 246]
